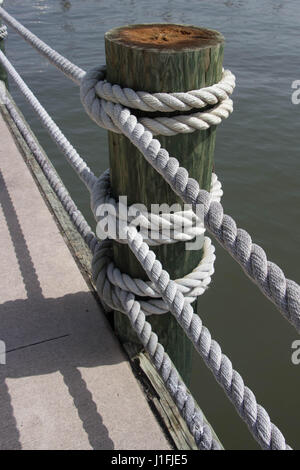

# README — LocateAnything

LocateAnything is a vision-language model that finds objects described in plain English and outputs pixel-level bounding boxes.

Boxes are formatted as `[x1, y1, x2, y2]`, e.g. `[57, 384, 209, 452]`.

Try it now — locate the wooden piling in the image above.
[105, 24, 224, 385]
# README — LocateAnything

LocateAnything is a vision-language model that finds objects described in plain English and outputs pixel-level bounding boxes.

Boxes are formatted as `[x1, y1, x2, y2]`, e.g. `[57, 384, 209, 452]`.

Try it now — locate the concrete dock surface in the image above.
[0, 111, 170, 450]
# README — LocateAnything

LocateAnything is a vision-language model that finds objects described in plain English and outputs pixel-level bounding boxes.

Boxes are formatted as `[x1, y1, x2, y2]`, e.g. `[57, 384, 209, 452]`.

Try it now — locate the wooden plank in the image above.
[124, 342, 224, 450]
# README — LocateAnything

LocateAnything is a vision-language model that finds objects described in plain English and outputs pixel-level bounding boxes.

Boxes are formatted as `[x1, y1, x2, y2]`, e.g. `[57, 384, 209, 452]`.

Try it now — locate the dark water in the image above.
[3, 0, 300, 449]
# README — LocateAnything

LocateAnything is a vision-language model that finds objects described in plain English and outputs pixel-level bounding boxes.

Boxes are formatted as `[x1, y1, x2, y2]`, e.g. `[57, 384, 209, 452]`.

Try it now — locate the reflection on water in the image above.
[4, 0, 300, 450]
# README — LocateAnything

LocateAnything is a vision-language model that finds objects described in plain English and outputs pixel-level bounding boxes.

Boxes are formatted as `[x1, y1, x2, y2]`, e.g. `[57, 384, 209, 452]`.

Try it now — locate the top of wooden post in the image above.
[105, 24, 224, 52]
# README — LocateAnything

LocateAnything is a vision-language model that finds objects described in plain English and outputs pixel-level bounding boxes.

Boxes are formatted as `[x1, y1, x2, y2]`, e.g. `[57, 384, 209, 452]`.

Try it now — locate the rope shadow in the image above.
[0, 169, 115, 449]
[0, 170, 43, 300]
[0, 376, 21, 450]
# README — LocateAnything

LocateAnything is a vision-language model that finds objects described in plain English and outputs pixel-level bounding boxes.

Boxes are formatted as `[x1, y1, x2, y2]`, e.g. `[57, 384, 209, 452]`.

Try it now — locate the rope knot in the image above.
[80, 66, 235, 136]
[90, 169, 221, 316]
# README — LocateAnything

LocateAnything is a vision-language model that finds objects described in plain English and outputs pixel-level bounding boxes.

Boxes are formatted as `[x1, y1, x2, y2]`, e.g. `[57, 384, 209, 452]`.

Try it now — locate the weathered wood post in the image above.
[105, 24, 224, 385]
[0, 1, 8, 87]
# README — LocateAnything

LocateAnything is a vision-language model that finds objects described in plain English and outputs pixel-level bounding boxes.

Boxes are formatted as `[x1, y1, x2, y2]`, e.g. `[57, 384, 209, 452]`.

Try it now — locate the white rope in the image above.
[0, 50, 97, 191]
[95, 69, 235, 113]
[81, 67, 234, 136]
[0, 84, 100, 255]
[98, 236, 216, 316]
[0, 7, 84, 84]
[89, 170, 219, 314]
[81, 68, 296, 449]
[91, 169, 223, 245]
[0, 4, 235, 135]
[81, 66, 300, 333]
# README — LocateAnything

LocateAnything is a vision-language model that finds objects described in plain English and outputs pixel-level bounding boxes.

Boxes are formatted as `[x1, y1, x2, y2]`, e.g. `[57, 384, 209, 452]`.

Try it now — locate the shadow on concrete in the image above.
[0, 169, 117, 449]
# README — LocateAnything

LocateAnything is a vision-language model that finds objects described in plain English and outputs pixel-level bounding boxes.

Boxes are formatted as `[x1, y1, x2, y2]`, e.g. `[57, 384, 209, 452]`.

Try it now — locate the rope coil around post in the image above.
[92, 168, 223, 246]
[81, 66, 235, 136]
[80, 66, 300, 334]
[95, 68, 235, 112]
[0, 9, 298, 449]
[79, 68, 296, 449]
[90, 169, 221, 315]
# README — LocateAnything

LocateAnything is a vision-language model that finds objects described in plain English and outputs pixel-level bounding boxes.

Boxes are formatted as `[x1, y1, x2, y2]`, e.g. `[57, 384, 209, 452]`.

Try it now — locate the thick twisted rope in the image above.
[0, 7, 234, 136]
[0, 50, 96, 191]
[81, 66, 234, 136]
[92, 167, 222, 246]
[81, 66, 296, 448]
[0, 6, 84, 84]
[0, 85, 100, 255]
[0, 77, 221, 451]
[90, 199, 293, 449]
[92, 241, 222, 450]
[81, 66, 300, 333]
[95, 68, 235, 113]
[81, 69, 294, 448]
[90, 169, 219, 314]
[92, 233, 215, 316]
[120, 226, 292, 450]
